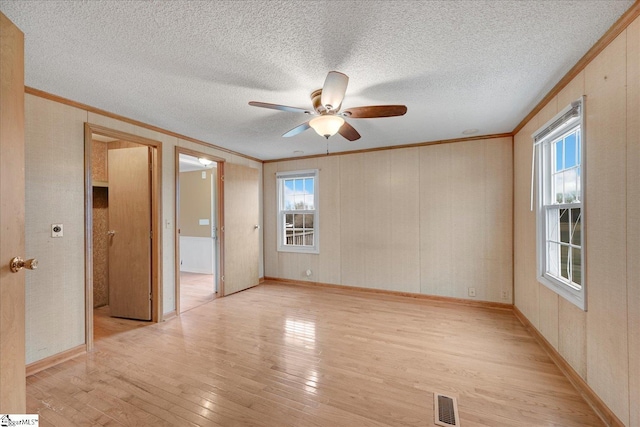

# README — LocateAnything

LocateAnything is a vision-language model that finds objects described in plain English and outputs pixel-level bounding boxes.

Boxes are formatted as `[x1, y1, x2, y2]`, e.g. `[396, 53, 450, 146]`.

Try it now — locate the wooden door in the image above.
[108, 147, 152, 320]
[223, 163, 259, 295]
[0, 12, 26, 412]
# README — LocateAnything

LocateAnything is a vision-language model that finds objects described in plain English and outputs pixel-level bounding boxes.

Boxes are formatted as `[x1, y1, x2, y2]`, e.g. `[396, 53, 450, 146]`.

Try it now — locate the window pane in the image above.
[303, 214, 314, 228]
[284, 179, 294, 192]
[554, 173, 564, 204]
[564, 133, 577, 168]
[304, 214, 314, 245]
[285, 214, 293, 245]
[304, 178, 314, 194]
[560, 245, 569, 280]
[284, 193, 294, 210]
[572, 248, 582, 288]
[571, 208, 582, 247]
[547, 209, 560, 243]
[305, 194, 314, 210]
[559, 209, 570, 244]
[563, 169, 578, 203]
[294, 178, 303, 193]
[292, 194, 301, 209]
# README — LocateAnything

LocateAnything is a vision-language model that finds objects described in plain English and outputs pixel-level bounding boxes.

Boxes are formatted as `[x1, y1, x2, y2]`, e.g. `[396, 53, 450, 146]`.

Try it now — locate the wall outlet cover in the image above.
[51, 223, 63, 237]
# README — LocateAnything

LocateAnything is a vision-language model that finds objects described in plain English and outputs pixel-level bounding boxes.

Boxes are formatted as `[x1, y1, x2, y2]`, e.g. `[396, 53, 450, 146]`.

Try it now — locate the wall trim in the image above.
[26, 345, 85, 377]
[513, 306, 624, 427]
[512, 1, 640, 135]
[24, 86, 262, 163]
[264, 133, 512, 163]
[264, 277, 513, 310]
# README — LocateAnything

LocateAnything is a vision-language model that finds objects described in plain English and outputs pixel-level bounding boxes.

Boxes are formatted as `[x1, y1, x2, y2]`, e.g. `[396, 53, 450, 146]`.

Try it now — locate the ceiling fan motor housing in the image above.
[311, 89, 341, 114]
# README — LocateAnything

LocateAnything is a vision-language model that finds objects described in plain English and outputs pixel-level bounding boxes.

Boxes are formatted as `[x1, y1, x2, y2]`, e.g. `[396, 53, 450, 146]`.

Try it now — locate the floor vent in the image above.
[434, 393, 460, 427]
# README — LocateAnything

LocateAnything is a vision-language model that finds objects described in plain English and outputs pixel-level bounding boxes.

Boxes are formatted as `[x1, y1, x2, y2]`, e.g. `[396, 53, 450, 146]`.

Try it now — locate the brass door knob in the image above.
[10, 257, 38, 273]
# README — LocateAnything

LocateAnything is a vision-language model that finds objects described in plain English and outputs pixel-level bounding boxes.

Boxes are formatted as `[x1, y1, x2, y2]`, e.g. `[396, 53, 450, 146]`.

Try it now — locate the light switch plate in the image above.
[51, 223, 63, 237]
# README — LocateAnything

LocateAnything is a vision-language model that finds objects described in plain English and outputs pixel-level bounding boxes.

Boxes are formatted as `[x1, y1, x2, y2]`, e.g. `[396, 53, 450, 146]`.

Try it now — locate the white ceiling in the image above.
[1, 1, 633, 160]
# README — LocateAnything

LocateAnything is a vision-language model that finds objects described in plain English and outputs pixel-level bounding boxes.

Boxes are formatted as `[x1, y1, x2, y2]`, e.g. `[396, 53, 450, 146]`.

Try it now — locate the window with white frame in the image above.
[533, 97, 586, 310]
[277, 170, 319, 253]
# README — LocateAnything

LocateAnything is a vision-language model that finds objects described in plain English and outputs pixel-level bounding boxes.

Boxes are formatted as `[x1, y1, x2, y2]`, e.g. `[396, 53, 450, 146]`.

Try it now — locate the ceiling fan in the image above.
[248, 71, 407, 141]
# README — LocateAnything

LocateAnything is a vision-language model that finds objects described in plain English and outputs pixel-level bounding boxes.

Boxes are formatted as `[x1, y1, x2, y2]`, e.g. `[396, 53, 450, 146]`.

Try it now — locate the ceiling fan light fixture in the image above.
[309, 115, 344, 139]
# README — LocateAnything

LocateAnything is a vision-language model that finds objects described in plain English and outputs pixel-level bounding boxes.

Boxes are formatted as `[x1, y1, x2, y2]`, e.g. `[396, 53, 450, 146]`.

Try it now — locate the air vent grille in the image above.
[434, 393, 460, 427]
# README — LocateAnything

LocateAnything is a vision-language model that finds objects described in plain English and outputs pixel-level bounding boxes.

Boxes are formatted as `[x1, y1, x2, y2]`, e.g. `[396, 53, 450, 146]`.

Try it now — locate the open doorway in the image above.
[176, 148, 223, 313]
[84, 124, 163, 351]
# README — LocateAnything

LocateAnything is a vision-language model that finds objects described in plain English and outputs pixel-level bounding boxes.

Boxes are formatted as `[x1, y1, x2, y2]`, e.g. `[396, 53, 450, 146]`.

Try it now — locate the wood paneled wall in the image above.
[24, 96, 87, 365]
[23, 94, 263, 365]
[264, 136, 513, 303]
[513, 16, 639, 426]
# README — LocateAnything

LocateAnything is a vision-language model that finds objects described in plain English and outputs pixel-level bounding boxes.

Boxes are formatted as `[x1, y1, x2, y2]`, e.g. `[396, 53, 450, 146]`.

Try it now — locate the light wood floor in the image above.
[180, 272, 216, 313]
[27, 282, 603, 426]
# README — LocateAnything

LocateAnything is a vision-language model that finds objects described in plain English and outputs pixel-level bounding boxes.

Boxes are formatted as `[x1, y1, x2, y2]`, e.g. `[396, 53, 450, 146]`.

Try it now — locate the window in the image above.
[533, 97, 586, 310]
[277, 170, 319, 253]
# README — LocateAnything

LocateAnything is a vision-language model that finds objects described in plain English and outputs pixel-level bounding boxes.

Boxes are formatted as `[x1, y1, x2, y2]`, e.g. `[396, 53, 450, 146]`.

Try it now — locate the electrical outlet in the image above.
[501, 290, 510, 300]
[51, 224, 63, 237]
[468, 287, 476, 297]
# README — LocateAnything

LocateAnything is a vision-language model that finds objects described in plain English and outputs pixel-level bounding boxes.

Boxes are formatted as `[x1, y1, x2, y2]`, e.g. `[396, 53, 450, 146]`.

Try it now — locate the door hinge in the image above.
[150, 230, 153, 239]
[149, 293, 152, 301]
[221, 175, 224, 181]
[221, 275, 224, 282]
[221, 226, 225, 232]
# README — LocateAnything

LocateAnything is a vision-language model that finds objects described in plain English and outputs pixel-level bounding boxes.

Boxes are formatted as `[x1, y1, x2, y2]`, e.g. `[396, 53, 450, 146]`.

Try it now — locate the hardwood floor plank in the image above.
[27, 282, 604, 426]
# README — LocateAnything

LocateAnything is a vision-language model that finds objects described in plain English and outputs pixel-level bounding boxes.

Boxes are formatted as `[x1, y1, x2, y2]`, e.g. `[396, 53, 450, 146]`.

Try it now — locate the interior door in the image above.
[223, 163, 259, 295]
[0, 12, 26, 412]
[108, 146, 152, 320]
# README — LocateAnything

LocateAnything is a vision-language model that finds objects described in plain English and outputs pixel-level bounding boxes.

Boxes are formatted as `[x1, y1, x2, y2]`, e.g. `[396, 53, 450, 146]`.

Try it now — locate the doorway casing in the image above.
[174, 146, 226, 314]
[84, 123, 163, 352]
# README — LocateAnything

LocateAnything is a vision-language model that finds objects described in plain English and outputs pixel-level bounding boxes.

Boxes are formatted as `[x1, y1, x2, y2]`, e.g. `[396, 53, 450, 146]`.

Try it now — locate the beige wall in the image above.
[24, 93, 263, 365]
[264, 136, 513, 303]
[513, 17, 639, 426]
[179, 169, 213, 238]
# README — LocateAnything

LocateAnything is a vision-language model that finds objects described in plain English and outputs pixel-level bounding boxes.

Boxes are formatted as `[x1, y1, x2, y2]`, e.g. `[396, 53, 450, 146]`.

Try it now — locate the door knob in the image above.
[107, 230, 116, 236]
[10, 257, 38, 273]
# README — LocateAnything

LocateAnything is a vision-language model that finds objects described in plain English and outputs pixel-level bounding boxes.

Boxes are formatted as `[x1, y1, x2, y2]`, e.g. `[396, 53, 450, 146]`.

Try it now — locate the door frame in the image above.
[174, 146, 225, 314]
[84, 123, 163, 351]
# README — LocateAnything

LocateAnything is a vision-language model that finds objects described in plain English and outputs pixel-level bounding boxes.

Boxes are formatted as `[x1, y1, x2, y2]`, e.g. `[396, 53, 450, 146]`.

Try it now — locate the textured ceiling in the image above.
[1, 1, 634, 160]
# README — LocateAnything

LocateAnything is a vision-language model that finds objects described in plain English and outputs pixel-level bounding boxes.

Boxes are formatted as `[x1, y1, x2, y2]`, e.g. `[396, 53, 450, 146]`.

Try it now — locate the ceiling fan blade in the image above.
[282, 121, 311, 138]
[338, 121, 360, 141]
[342, 105, 407, 118]
[321, 71, 349, 111]
[249, 101, 313, 114]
